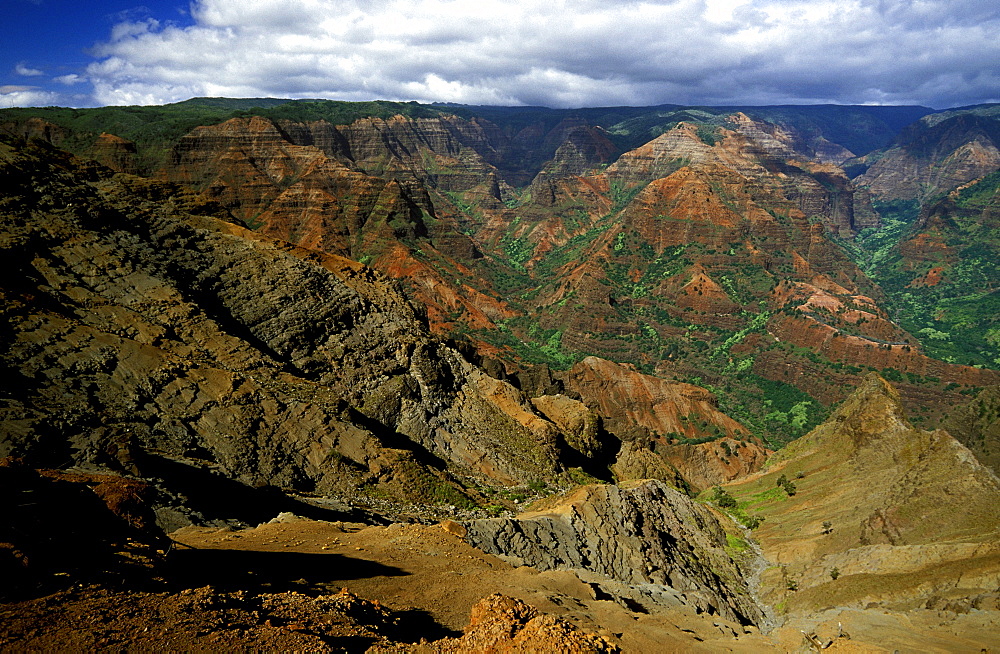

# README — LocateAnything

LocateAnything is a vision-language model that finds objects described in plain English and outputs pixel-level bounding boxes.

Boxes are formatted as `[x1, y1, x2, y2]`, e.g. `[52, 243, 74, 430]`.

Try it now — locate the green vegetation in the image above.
[0, 98, 449, 175]
[695, 124, 720, 147]
[725, 533, 750, 556]
[712, 486, 738, 508]
[709, 486, 766, 529]
[609, 179, 647, 211]
[247, 99, 444, 124]
[844, 184, 1000, 369]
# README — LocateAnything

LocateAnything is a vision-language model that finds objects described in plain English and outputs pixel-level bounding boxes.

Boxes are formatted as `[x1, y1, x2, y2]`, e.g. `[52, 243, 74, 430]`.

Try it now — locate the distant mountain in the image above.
[844, 104, 1000, 371]
[851, 105, 1000, 201]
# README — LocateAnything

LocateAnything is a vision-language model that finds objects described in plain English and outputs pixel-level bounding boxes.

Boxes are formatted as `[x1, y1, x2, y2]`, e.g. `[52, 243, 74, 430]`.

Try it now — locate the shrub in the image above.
[712, 486, 737, 509]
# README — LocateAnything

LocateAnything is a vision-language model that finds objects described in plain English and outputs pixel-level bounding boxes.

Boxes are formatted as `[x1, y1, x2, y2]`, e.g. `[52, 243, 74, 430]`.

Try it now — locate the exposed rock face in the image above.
[500, 114, 957, 424]
[425, 594, 618, 653]
[90, 133, 138, 175]
[316, 114, 509, 191]
[607, 115, 870, 236]
[564, 357, 746, 439]
[8, 102, 995, 463]
[531, 120, 618, 184]
[726, 373, 1000, 617]
[558, 357, 768, 490]
[162, 116, 429, 257]
[0, 137, 600, 511]
[158, 114, 521, 336]
[855, 112, 1000, 201]
[1, 117, 68, 146]
[529, 394, 605, 461]
[462, 480, 766, 627]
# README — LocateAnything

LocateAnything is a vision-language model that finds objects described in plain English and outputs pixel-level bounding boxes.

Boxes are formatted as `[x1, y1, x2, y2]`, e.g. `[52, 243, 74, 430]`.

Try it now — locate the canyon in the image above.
[1, 98, 999, 650]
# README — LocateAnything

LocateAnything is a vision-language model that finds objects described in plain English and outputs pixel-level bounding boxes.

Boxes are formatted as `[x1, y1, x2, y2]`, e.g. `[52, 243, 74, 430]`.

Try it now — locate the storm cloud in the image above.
[51, 0, 1000, 107]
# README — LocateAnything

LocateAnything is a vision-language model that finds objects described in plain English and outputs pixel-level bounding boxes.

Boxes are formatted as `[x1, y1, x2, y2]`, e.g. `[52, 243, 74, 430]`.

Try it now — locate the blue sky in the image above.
[3, 1, 194, 106]
[4, 0, 1000, 109]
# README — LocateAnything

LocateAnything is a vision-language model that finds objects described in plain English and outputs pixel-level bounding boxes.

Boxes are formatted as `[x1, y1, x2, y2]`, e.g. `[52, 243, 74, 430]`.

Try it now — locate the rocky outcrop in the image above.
[529, 394, 606, 461]
[559, 357, 767, 490]
[0, 137, 602, 512]
[462, 480, 766, 627]
[90, 133, 138, 175]
[606, 115, 868, 236]
[424, 594, 618, 653]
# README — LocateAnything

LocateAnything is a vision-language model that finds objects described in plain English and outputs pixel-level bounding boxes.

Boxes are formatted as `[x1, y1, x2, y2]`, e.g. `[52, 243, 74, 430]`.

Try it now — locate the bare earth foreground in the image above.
[3, 508, 998, 652]
[1, 513, 761, 652]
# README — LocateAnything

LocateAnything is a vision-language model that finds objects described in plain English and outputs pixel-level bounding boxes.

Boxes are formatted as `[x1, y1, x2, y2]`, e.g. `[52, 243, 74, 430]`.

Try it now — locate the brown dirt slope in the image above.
[720, 374, 1000, 649]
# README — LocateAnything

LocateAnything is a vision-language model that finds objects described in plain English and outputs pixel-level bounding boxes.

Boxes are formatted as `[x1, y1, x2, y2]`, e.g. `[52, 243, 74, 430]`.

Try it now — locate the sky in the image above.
[3, 0, 999, 110]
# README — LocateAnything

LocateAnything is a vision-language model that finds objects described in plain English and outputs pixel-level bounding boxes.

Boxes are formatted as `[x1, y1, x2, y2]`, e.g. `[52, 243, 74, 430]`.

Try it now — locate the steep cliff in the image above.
[0, 136, 606, 514]
[855, 111, 1000, 202]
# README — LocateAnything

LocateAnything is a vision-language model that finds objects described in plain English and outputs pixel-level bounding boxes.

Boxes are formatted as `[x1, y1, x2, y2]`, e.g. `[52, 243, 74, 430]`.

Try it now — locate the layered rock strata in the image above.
[463, 480, 766, 627]
[0, 137, 603, 511]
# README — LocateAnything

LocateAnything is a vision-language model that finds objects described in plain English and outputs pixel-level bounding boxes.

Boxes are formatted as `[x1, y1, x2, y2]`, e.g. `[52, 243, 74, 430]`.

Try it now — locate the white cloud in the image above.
[15, 63, 44, 77]
[54, 74, 85, 86]
[0, 85, 62, 107]
[82, 0, 1000, 108]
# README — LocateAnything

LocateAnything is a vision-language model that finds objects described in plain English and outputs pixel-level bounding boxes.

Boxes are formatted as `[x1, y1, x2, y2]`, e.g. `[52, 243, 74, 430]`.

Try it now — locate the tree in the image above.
[830, 567, 840, 580]
[712, 486, 737, 509]
[822, 521, 833, 535]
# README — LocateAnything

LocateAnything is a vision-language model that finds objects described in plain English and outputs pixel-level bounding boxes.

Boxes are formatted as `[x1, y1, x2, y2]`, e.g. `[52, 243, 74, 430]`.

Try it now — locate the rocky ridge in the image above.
[725, 374, 1000, 624]
[855, 112, 1000, 202]
[10, 102, 993, 451]
[0, 136, 611, 514]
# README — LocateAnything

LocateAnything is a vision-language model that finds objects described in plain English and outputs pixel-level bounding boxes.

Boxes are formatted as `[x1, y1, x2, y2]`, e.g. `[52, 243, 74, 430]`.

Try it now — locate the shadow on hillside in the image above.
[138, 454, 388, 528]
[390, 607, 462, 642]
[163, 548, 406, 593]
[163, 547, 462, 641]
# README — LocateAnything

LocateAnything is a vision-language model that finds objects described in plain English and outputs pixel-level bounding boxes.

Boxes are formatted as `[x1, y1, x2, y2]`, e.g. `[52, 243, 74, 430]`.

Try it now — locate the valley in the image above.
[1, 98, 999, 651]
